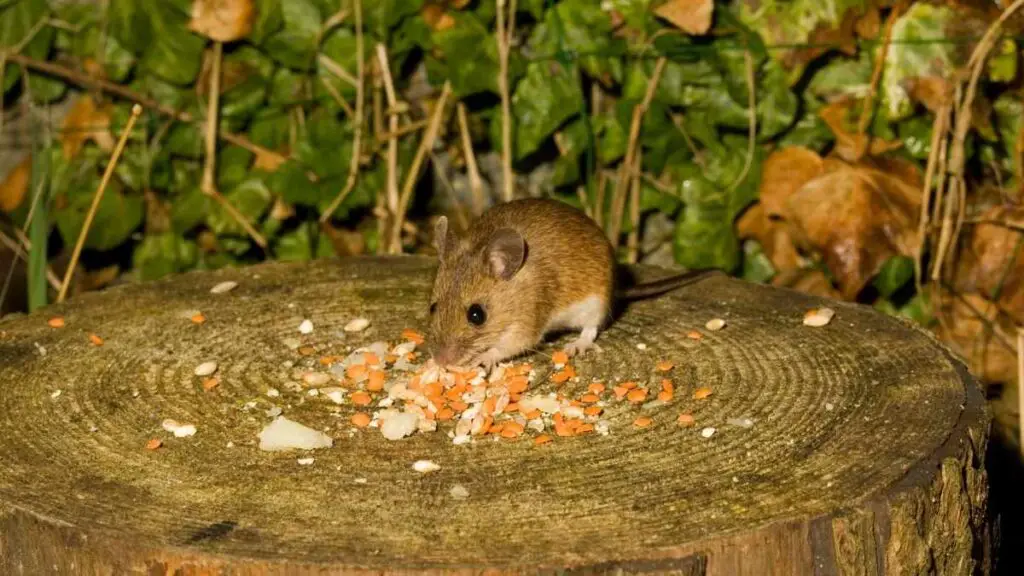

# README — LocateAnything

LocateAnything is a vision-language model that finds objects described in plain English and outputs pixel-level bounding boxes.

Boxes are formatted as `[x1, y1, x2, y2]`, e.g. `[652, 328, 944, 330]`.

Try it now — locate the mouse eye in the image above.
[429, 302, 437, 315]
[466, 304, 486, 326]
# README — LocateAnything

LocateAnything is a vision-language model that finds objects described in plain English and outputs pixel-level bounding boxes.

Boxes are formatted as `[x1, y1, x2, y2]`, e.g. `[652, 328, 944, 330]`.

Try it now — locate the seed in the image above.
[534, 434, 553, 446]
[299, 319, 314, 334]
[677, 413, 696, 426]
[210, 281, 237, 294]
[686, 330, 703, 340]
[613, 386, 629, 399]
[350, 392, 372, 406]
[366, 370, 386, 391]
[552, 366, 576, 384]
[88, 333, 104, 346]
[705, 318, 726, 331]
[701, 427, 716, 438]
[551, 350, 569, 365]
[413, 460, 440, 473]
[202, 377, 220, 391]
[626, 388, 648, 403]
[47, 317, 65, 328]
[194, 361, 218, 377]
[633, 417, 653, 428]
[580, 394, 600, 404]
[351, 412, 371, 427]
[657, 390, 673, 402]
[576, 423, 595, 434]
[145, 438, 162, 450]
[693, 387, 713, 400]
[588, 382, 606, 394]
[584, 406, 603, 416]
[803, 307, 835, 327]
[656, 360, 674, 372]
[191, 313, 206, 324]
[345, 318, 371, 332]
[402, 329, 425, 344]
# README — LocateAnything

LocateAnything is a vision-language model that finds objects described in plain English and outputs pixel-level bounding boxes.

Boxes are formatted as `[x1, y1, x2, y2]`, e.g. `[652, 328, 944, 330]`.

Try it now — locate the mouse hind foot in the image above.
[564, 326, 601, 357]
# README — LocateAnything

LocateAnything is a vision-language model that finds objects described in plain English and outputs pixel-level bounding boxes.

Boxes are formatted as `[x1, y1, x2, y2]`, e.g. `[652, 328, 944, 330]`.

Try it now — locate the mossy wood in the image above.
[0, 256, 991, 575]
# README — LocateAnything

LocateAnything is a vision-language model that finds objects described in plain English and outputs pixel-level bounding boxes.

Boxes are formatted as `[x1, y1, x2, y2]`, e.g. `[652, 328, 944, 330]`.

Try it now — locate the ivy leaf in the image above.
[672, 167, 739, 272]
[872, 255, 914, 299]
[108, 0, 151, 54]
[528, 0, 624, 84]
[429, 12, 502, 97]
[318, 26, 360, 100]
[994, 94, 1023, 186]
[249, 108, 290, 151]
[0, 0, 55, 93]
[507, 61, 584, 160]
[249, 0, 284, 45]
[169, 184, 212, 233]
[54, 180, 144, 252]
[138, 2, 205, 85]
[263, 0, 321, 70]
[132, 233, 199, 280]
[882, 3, 956, 121]
[218, 146, 254, 190]
[205, 178, 272, 236]
[274, 221, 334, 262]
[365, 0, 423, 36]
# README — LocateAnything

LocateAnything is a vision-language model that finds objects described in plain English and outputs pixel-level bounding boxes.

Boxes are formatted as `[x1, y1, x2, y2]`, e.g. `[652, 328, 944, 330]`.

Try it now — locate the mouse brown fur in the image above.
[427, 198, 716, 370]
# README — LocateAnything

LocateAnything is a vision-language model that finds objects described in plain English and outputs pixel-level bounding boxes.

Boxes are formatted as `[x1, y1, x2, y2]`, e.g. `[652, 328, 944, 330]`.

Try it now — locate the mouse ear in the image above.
[485, 228, 525, 280]
[433, 216, 454, 259]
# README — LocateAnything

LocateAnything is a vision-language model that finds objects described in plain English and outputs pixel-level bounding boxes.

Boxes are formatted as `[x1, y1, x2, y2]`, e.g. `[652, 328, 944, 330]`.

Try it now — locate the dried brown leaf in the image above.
[905, 76, 954, 113]
[189, 0, 254, 43]
[784, 156, 922, 299]
[819, 100, 902, 162]
[736, 203, 802, 273]
[654, 0, 714, 35]
[757, 147, 825, 219]
[422, 3, 456, 31]
[771, 269, 841, 299]
[956, 205, 1024, 324]
[0, 155, 30, 213]
[61, 95, 114, 159]
[934, 291, 1018, 385]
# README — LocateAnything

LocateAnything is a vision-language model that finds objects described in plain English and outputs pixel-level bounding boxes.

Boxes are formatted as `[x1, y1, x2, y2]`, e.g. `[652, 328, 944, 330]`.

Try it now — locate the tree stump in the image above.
[0, 256, 991, 575]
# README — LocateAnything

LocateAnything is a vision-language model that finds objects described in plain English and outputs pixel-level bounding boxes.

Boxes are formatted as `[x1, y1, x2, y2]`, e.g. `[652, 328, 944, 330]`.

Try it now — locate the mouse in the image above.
[426, 197, 721, 371]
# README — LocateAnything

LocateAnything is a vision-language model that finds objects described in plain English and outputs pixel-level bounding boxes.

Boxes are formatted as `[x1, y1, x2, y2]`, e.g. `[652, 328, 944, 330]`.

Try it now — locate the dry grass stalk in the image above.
[854, 4, 902, 158]
[58, 104, 142, 303]
[456, 103, 486, 215]
[496, 0, 516, 202]
[626, 147, 643, 264]
[729, 50, 757, 192]
[376, 44, 401, 220]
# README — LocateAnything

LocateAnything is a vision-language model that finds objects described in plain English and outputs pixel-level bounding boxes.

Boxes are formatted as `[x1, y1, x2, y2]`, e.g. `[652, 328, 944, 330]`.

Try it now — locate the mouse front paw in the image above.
[564, 327, 600, 358]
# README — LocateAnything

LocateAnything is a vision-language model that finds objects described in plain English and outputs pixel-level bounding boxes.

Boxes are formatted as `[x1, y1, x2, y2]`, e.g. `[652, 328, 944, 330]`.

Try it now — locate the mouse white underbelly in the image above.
[543, 294, 608, 334]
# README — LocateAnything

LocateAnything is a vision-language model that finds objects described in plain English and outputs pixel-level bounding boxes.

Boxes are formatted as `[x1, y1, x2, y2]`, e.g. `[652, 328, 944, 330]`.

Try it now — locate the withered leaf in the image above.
[956, 205, 1024, 324]
[736, 203, 802, 273]
[189, 0, 255, 43]
[0, 155, 30, 213]
[654, 0, 714, 36]
[771, 268, 841, 300]
[61, 95, 114, 159]
[819, 99, 902, 162]
[934, 290, 1018, 385]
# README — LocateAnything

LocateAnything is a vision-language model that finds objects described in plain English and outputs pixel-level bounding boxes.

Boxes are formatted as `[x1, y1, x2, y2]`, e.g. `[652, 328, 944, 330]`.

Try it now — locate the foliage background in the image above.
[1, 0, 1024, 448]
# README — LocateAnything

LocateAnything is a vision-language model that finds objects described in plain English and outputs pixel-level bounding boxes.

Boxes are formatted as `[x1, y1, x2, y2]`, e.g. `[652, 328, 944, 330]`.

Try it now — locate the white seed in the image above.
[825, 402, 835, 411]
[344, 318, 371, 332]
[449, 484, 469, 500]
[381, 412, 419, 440]
[726, 417, 754, 428]
[803, 307, 835, 327]
[266, 388, 280, 398]
[705, 318, 726, 331]
[452, 434, 471, 445]
[302, 372, 332, 386]
[258, 416, 333, 451]
[50, 390, 62, 399]
[194, 361, 218, 377]
[162, 419, 197, 438]
[412, 460, 441, 473]
[700, 426, 716, 438]
[636, 343, 647, 350]
[299, 319, 314, 334]
[297, 457, 315, 466]
[210, 281, 238, 294]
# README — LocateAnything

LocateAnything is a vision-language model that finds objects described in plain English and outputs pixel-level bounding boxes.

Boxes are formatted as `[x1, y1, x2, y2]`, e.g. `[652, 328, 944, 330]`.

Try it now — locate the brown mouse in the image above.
[426, 198, 720, 370]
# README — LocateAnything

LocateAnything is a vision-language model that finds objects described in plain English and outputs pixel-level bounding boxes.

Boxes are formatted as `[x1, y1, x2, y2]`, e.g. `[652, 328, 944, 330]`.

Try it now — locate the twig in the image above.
[456, 102, 486, 215]
[608, 57, 666, 248]
[915, 104, 950, 293]
[58, 104, 142, 303]
[320, 0, 364, 224]
[729, 50, 757, 192]
[317, 53, 359, 88]
[388, 82, 453, 253]
[626, 147, 643, 264]
[318, 76, 355, 120]
[496, 0, 516, 202]
[855, 3, 901, 159]
[0, 229, 60, 291]
[198, 42, 267, 249]
[4, 53, 291, 172]
[376, 44, 400, 218]
[375, 119, 428, 142]
[670, 113, 705, 168]
[576, 186, 592, 218]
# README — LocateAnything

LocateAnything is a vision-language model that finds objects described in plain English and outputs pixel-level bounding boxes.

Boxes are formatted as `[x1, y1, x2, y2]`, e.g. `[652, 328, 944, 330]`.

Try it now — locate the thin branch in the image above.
[318, 75, 355, 120]
[855, 3, 901, 159]
[389, 82, 453, 253]
[58, 104, 142, 303]
[457, 102, 486, 215]
[376, 44, 400, 217]
[915, 104, 950, 293]
[375, 118, 428, 142]
[496, 0, 515, 202]
[626, 147, 643, 264]
[729, 50, 757, 192]
[0, 229, 60, 291]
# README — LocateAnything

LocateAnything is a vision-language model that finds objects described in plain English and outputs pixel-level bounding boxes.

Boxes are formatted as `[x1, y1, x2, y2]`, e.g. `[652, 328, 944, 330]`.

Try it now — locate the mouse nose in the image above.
[432, 343, 460, 367]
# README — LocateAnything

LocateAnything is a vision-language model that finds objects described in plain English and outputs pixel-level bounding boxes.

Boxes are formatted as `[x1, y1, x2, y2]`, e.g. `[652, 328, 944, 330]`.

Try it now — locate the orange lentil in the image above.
[553, 413, 564, 425]
[655, 360, 674, 372]
[551, 367, 575, 384]
[565, 419, 583, 431]
[613, 386, 629, 399]
[363, 353, 380, 366]
[298, 346, 316, 356]
[584, 405, 603, 416]
[626, 388, 648, 403]
[408, 374, 422, 391]
[428, 396, 446, 411]
[657, 390, 673, 402]
[500, 427, 521, 439]
[505, 402, 520, 413]
[534, 434, 553, 446]
[446, 385, 467, 401]
[622, 381, 638, 390]
[551, 350, 569, 365]
[523, 409, 542, 420]
[693, 387, 713, 400]
[507, 364, 532, 376]
[202, 377, 220, 391]
[346, 364, 368, 380]
[580, 394, 600, 404]
[588, 382, 606, 394]
[351, 412, 372, 427]
[633, 416, 653, 428]
[48, 317, 65, 328]
[554, 421, 573, 437]
[366, 370, 386, 391]
[576, 423, 595, 434]
[88, 333, 104, 346]
[436, 407, 455, 421]
[450, 400, 469, 412]
[145, 438, 162, 450]
[505, 375, 529, 394]
[510, 393, 522, 403]
[677, 413, 696, 426]
[350, 392, 372, 406]
[661, 379, 674, 393]
[424, 382, 443, 398]
[319, 355, 343, 366]
[686, 330, 703, 340]
[191, 313, 206, 324]
[477, 416, 494, 435]
[402, 329, 425, 344]
[489, 422, 506, 435]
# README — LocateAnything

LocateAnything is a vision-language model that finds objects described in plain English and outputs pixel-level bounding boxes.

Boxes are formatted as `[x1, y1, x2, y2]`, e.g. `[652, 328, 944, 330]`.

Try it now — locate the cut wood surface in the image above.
[0, 256, 991, 575]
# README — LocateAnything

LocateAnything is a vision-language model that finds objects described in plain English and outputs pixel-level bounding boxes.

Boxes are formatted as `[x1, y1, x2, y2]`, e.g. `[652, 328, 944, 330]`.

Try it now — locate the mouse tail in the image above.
[614, 269, 722, 300]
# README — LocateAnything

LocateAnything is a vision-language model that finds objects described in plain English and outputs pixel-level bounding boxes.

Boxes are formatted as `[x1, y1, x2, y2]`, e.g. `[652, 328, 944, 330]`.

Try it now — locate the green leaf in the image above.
[54, 182, 144, 252]
[672, 165, 740, 272]
[58, 3, 136, 82]
[429, 13, 502, 97]
[897, 114, 934, 160]
[218, 146, 254, 190]
[27, 72, 66, 104]
[365, 0, 423, 36]
[249, 108, 291, 151]
[169, 185, 212, 233]
[132, 233, 198, 281]
[319, 26, 361, 100]
[872, 256, 914, 298]
[205, 178, 272, 236]
[250, 0, 285, 45]
[108, 0, 150, 54]
[529, 0, 624, 84]
[508, 61, 584, 160]
[882, 3, 955, 121]
[987, 38, 1018, 83]
[269, 66, 305, 105]
[137, 1, 205, 85]
[994, 94, 1024, 185]
[807, 52, 872, 102]
[274, 221, 334, 262]
[263, 0, 322, 70]
[0, 0, 54, 93]
[741, 239, 775, 283]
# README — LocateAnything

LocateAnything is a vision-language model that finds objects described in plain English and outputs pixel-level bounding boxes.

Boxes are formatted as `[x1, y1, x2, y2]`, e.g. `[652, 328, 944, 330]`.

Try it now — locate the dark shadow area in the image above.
[989, 428, 1024, 575]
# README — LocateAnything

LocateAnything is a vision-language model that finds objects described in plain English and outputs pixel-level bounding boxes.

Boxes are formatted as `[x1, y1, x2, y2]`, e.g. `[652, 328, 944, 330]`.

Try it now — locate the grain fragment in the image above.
[345, 318, 371, 332]
[145, 438, 162, 450]
[299, 319, 314, 334]
[693, 387, 713, 400]
[413, 460, 441, 473]
[210, 281, 237, 294]
[677, 413, 695, 426]
[47, 317, 65, 328]
[701, 426, 716, 438]
[88, 333, 104, 346]
[803, 307, 835, 327]
[194, 361, 218, 377]
[705, 318, 726, 331]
